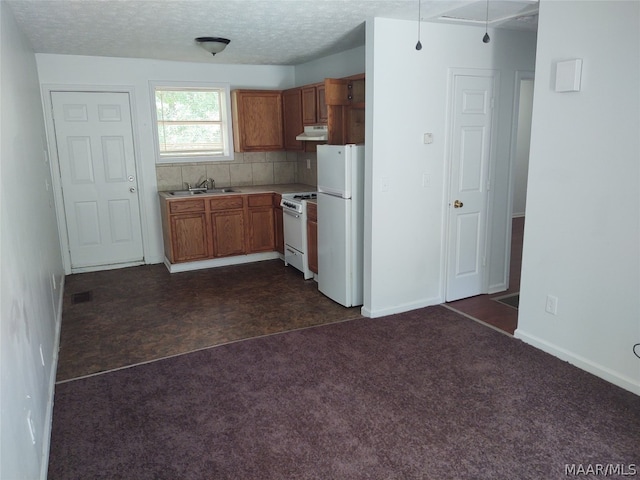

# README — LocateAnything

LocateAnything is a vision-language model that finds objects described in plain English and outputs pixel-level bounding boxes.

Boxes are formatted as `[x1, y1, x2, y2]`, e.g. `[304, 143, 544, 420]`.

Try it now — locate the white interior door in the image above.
[446, 73, 495, 301]
[51, 91, 143, 270]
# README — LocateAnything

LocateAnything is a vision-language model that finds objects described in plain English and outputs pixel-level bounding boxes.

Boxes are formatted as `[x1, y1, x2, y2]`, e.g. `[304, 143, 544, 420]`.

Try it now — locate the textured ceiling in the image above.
[6, 0, 538, 65]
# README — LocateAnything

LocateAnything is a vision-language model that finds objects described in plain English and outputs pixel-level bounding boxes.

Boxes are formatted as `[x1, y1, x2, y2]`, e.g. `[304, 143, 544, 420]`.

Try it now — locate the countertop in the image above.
[158, 183, 317, 200]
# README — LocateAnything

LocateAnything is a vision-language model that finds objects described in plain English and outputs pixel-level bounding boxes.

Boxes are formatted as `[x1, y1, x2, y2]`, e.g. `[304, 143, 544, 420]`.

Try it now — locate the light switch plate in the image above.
[555, 59, 582, 92]
[423, 133, 433, 144]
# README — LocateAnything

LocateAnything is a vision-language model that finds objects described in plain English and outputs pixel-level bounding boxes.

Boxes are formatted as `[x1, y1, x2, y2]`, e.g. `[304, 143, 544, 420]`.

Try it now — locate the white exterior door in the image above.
[445, 73, 495, 301]
[51, 91, 143, 270]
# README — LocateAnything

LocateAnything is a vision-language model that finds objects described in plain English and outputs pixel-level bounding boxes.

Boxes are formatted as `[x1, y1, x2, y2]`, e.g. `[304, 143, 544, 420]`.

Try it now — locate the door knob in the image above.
[453, 199, 463, 208]
[129, 187, 136, 193]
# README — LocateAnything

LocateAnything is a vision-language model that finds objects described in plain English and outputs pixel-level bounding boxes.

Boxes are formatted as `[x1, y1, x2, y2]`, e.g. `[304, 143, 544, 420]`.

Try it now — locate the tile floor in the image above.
[57, 260, 361, 382]
[57, 218, 523, 381]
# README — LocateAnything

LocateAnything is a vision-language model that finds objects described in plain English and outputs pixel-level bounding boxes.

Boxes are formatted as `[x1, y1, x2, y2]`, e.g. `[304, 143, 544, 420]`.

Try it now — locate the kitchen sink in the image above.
[168, 188, 239, 196]
[207, 188, 239, 193]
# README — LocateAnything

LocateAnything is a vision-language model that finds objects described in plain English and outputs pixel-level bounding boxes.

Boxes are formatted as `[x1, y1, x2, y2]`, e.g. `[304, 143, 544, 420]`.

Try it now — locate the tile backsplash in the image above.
[156, 151, 317, 191]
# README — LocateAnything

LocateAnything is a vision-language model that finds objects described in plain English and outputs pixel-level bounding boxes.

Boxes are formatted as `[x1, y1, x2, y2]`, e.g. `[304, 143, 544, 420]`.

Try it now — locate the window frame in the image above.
[150, 81, 234, 164]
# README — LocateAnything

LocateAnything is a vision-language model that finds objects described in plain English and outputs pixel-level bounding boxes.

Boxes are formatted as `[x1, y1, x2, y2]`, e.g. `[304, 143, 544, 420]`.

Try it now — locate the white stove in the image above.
[280, 192, 317, 279]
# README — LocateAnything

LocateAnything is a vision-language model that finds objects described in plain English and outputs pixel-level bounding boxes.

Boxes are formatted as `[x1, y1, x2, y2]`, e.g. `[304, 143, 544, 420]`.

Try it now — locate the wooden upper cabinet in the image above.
[282, 88, 303, 151]
[231, 90, 284, 152]
[301, 86, 318, 125]
[324, 75, 365, 107]
[324, 74, 365, 145]
[324, 78, 350, 106]
[316, 84, 328, 124]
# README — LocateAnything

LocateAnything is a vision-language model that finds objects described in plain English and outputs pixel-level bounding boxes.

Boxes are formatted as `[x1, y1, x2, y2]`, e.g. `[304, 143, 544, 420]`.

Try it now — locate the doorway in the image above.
[445, 72, 534, 335]
[48, 90, 144, 272]
[445, 70, 497, 302]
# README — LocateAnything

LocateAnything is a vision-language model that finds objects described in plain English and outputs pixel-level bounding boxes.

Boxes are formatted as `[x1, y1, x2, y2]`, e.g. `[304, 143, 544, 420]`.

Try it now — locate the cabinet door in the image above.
[232, 90, 283, 152]
[248, 206, 275, 253]
[211, 210, 245, 257]
[274, 206, 284, 254]
[307, 219, 318, 274]
[316, 84, 328, 124]
[282, 88, 303, 151]
[306, 202, 318, 273]
[170, 213, 210, 262]
[301, 86, 317, 125]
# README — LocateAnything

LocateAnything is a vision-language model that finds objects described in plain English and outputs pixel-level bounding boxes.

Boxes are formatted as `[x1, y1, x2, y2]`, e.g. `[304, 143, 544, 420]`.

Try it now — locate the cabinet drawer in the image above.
[169, 199, 206, 214]
[209, 196, 244, 211]
[248, 193, 274, 208]
[306, 202, 317, 222]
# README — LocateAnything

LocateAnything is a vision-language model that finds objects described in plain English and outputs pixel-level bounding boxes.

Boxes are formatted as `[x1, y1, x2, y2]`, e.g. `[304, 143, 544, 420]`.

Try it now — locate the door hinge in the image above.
[486, 180, 491, 191]
[482, 256, 487, 267]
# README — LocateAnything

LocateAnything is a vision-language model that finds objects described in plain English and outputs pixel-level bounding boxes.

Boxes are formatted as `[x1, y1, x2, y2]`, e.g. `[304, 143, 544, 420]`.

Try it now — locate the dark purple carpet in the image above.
[48, 306, 640, 479]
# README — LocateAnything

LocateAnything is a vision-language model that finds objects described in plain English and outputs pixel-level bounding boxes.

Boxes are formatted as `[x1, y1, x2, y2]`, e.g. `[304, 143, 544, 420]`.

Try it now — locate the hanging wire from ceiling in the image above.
[483, 0, 491, 43]
[415, 0, 422, 50]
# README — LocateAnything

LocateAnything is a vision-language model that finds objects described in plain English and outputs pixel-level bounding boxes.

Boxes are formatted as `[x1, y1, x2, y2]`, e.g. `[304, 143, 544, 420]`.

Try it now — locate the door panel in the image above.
[52, 91, 143, 269]
[446, 74, 494, 301]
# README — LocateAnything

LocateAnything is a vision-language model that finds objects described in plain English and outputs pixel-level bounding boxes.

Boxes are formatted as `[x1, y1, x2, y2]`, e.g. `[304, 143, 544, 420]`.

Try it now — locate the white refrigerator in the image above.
[317, 144, 365, 307]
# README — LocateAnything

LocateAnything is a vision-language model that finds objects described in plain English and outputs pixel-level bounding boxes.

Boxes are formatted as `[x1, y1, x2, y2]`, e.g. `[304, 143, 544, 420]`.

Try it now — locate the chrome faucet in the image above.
[185, 177, 215, 192]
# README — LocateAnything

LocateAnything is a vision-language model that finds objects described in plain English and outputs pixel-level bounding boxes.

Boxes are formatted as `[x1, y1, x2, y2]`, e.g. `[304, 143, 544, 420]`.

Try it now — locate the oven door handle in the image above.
[282, 209, 301, 218]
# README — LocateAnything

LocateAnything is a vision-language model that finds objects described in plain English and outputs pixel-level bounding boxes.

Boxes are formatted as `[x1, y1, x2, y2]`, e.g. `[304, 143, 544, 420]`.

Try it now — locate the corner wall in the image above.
[515, 0, 640, 394]
[363, 18, 536, 317]
[0, 4, 65, 479]
[294, 46, 365, 86]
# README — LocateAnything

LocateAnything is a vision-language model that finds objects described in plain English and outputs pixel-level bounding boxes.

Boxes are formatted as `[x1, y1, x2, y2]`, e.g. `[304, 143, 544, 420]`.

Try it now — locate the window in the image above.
[151, 82, 234, 163]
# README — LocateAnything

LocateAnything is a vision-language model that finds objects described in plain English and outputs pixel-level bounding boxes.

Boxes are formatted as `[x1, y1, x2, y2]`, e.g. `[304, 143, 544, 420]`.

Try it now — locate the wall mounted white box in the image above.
[555, 59, 583, 92]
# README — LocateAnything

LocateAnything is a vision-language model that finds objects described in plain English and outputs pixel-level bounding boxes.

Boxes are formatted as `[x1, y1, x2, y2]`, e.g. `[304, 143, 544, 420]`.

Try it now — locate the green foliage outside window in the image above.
[155, 88, 226, 156]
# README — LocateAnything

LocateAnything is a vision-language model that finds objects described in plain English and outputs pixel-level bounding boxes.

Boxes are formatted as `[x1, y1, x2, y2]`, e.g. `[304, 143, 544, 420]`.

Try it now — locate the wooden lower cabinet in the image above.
[161, 193, 279, 264]
[273, 194, 284, 254]
[211, 209, 245, 257]
[247, 194, 275, 253]
[209, 195, 246, 258]
[306, 202, 318, 274]
[170, 213, 209, 262]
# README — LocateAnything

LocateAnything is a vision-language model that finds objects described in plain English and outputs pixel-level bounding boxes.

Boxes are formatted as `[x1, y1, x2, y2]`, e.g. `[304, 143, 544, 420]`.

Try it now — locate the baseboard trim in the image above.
[164, 252, 281, 273]
[41, 275, 65, 480]
[361, 296, 443, 318]
[515, 328, 640, 396]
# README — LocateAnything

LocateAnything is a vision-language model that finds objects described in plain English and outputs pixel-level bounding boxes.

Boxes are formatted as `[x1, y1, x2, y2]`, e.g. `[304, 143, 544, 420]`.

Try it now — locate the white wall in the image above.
[516, 1, 640, 395]
[35, 54, 296, 266]
[512, 78, 533, 217]
[0, 4, 65, 479]
[294, 46, 365, 86]
[363, 18, 536, 317]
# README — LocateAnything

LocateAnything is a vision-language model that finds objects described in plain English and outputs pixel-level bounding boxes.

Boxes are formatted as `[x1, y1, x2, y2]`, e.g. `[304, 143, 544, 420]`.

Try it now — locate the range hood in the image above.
[296, 125, 328, 141]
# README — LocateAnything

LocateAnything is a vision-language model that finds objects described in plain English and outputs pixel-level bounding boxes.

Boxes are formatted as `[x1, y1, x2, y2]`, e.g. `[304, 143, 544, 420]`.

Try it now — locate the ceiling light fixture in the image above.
[415, 0, 422, 50]
[195, 37, 231, 56]
[483, 0, 491, 43]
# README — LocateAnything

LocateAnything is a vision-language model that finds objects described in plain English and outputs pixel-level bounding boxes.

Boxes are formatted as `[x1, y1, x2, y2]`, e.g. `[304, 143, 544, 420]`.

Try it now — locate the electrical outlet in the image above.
[306, 159, 311, 169]
[545, 295, 558, 315]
